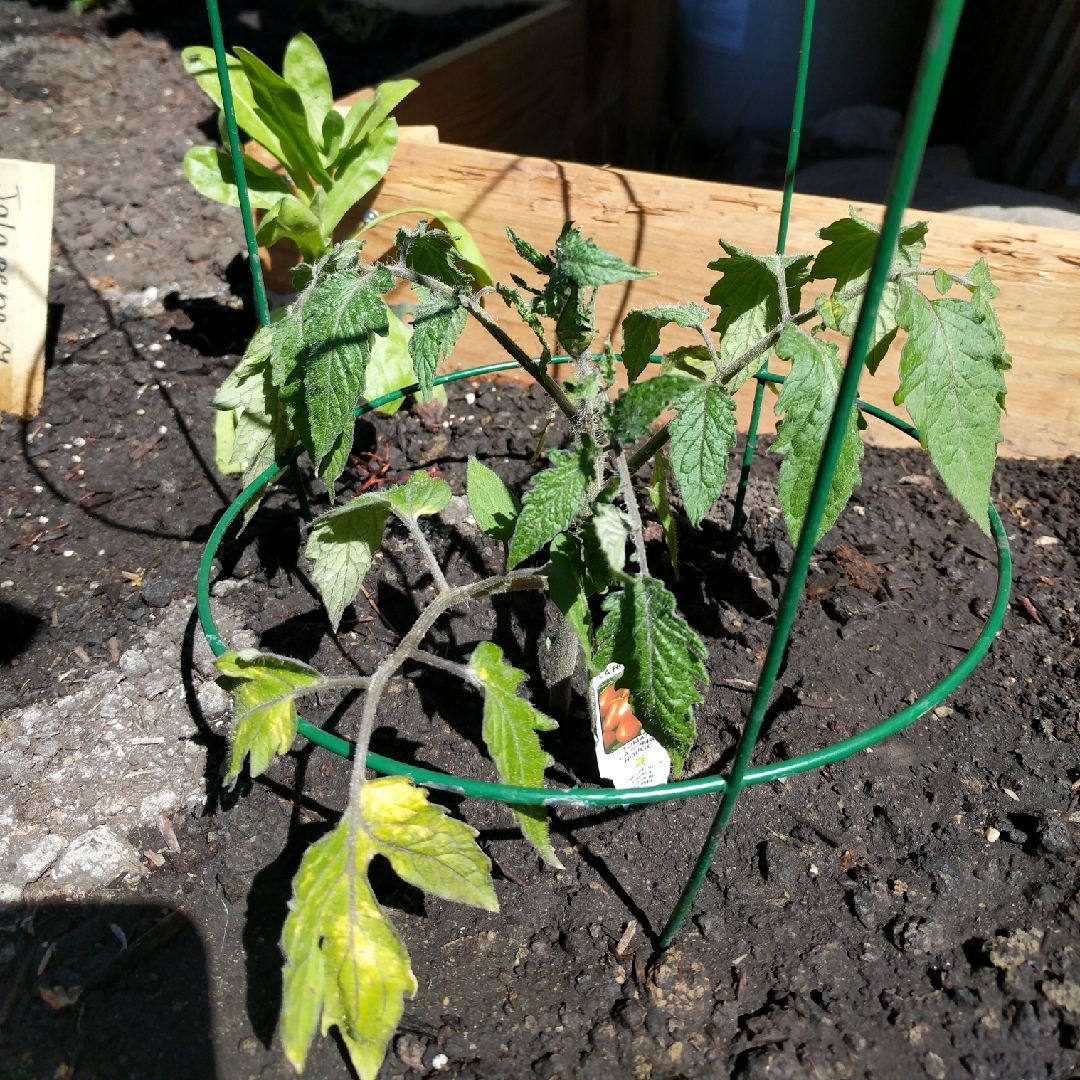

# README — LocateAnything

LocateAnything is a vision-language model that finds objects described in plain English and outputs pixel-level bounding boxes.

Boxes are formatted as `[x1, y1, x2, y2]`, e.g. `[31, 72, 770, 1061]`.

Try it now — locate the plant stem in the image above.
[391, 508, 449, 593]
[616, 450, 649, 577]
[407, 649, 478, 685]
[345, 570, 548, 815]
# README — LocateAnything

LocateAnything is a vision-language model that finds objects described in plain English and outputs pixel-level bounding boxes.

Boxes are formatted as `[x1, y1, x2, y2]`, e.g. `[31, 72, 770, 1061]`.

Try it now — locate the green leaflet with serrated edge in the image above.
[620, 304, 709, 382]
[589, 502, 630, 576]
[508, 442, 595, 568]
[305, 496, 391, 631]
[608, 374, 695, 444]
[772, 324, 864, 545]
[594, 575, 707, 775]
[553, 223, 654, 287]
[384, 470, 452, 518]
[466, 457, 521, 541]
[298, 267, 393, 477]
[809, 208, 927, 374]
[545, 533, 593, 661]
[468, 642, 562, 867]
[216, 651, 322, 786]
[894, 281, 1005, 533]
[667, 380, 737, 526]
[707, 242, 811, 392]
[409, 286, 468, 398]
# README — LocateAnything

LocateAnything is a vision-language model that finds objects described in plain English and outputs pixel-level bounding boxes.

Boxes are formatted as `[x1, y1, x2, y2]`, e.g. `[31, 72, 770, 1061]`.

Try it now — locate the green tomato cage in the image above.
[197, 0, 1007, 947]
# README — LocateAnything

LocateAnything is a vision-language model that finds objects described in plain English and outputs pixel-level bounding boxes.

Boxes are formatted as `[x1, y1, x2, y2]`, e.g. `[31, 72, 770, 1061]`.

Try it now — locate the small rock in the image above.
[185, 239, 213, 263]
[4, 832, 64, 893]
[197, 681, 230, 721]
[141, 579, 173, 608]
[1042, 979, 1080, 1015]
[923, 1050, 946, 1079]
[987, 928, 1044, 971]
[1037, 814, 1076, 857]
[395, 1032, 428, 1072]
[51, 826, 144, 892]
[127, 212, 150, 236]
[119, 649, 150, 679]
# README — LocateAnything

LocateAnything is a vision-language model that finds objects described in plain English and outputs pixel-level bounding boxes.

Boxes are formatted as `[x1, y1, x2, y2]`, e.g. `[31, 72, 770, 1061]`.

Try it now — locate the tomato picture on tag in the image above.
[590, 663, 671, 789]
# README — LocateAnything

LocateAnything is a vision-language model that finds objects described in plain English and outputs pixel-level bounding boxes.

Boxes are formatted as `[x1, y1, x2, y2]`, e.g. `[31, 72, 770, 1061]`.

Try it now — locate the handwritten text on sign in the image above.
[0, 158, 56, 418]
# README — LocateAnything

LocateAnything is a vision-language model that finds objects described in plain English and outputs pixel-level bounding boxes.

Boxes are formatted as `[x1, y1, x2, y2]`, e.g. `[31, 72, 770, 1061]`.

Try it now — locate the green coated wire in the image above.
[658, 0, 969, 949]
[196, 363, 1008, 810]
[720, 0, 815, 581]
[205, 0, 270, 328]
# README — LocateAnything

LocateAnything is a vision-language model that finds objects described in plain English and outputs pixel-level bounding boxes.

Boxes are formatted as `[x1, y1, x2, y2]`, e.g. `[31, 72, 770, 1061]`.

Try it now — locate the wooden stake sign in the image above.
[0, 158, 55, 418]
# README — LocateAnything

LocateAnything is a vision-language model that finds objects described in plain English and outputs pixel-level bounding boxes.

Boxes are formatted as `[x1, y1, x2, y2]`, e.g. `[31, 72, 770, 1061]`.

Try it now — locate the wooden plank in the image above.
[358, 139, 1080, 459]
[0, 158, 55, 419]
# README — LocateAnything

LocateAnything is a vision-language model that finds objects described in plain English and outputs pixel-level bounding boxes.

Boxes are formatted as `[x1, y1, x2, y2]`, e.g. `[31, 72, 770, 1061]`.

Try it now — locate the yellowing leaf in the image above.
[361, 776, 498, 909]
[280, 823, 416, 1078]
[215, 651, 322, 786]
[468, 642, 562, 867]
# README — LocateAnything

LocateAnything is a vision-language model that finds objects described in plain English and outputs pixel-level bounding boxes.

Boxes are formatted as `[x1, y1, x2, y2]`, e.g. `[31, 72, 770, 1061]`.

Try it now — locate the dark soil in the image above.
[2, 5, 1080, 1080]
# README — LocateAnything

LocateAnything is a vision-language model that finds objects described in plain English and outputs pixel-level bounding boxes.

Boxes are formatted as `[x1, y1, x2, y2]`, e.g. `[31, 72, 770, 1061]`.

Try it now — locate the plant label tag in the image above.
[0, 158, 55, 419]
[590, 663, 671, 789]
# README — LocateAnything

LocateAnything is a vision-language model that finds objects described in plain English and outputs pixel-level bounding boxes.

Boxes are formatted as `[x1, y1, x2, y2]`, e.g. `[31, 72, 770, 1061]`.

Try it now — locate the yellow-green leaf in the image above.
[215, 650, 322, 786]
[384, 470, 452, 518]
[468, 642, 562, 867]
[361, 776, 498, 909]
[280, 822, 416, 1078]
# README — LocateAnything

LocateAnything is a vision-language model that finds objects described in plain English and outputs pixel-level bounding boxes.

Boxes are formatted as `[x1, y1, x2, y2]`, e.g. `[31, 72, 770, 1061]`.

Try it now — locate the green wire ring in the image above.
[197, 362, 1011, 807]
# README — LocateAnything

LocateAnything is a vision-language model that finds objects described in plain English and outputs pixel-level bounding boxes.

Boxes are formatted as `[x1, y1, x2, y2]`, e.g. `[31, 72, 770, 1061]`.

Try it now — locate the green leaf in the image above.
[409, 286, 468, 398]
[321, 108, 345, 161]
[467, 457, 521, 541]
[594, 576, 707, 774]
[255, 194, 326, 263]
[364, 306, 414, 415]
[497, 283, 551, 357]
[772, 324, 864, 544]
[659, 344, 712, 379]
[894, 282, 1005, 533]
[233, 45, 331, 193]
[282, 33, 334, 151]
[505, 226, 554, 274]
[609, 373, 693, 443]
[933, 267, 952, 295]
[295, 267, 393, 474]
[339, 79, 418, 159]
[215, 334, 296, 521]
[183, 146, 292, 210]
[707, 243, 811, 391]
[181, 47, 286, 167]
[384, 470, 452, 518]
[647, 449, 679, 578]
[554, 223, 653, 287]
[598, 338, 617, 385]
[468, 642, 562, 867]
[305, 496, 391, 630]
[545, 533, 593, 660]
[621, 304, 709, 382]
[216, 650, 322, 786]
[809, 208, 927, 374]
[965, 258, 1011, 379]
[361, 775, 498, 909]
[667, 380, 737, 526]
[280, 822, 416, 1079]
[399, 224, 473, 291]
[508, 443, 595, 568]
[589, 502, 630, 576]
[324, 119, 398, 234]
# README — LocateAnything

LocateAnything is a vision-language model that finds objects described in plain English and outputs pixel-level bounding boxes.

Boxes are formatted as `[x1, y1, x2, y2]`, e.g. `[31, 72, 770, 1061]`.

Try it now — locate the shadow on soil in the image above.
[0, 902, 217, 1079]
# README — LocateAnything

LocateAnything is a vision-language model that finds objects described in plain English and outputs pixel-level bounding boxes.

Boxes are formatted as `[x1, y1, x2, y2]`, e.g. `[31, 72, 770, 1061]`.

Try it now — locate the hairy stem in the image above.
[391, 508, 449, 593]
[407, 648, 478, 685]
[345, 570, 548, 816]
[617, 450, 650, 577]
